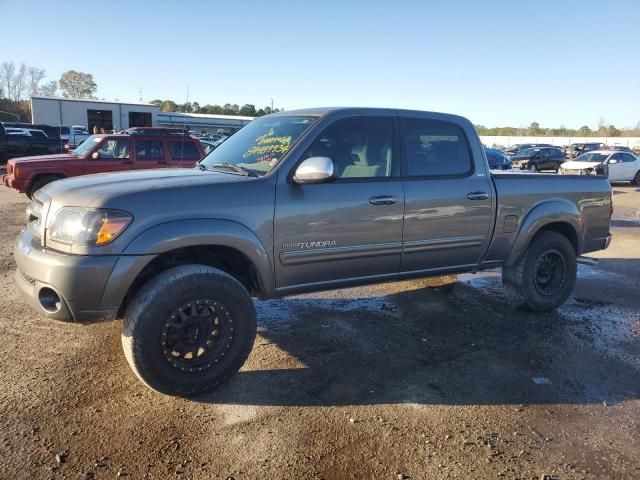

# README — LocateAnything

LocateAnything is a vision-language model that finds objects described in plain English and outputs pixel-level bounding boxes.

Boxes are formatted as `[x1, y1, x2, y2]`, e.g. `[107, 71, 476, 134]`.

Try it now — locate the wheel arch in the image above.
[113, 219, 275, 317]
[506, 199, 581, 266]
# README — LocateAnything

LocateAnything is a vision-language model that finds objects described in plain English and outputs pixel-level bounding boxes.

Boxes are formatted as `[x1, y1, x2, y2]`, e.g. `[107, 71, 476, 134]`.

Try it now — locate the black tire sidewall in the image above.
[123, 265, 256, 396]
[28, 176, 55, 198]
[520, 232, 576, 311]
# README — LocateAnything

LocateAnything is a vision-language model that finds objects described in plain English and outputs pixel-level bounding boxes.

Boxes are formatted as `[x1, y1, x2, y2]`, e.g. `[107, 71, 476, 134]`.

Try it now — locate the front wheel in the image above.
[633, 170, 640, 185]
[529, 164, 537, 172]
[122, 265, 257, 396]
[502, 231, 576, 312]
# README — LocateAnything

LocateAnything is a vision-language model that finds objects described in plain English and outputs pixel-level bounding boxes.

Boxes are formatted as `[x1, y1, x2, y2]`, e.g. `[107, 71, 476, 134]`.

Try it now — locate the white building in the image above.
[31, 96, 254, 134]
[31, 96, 160, 132]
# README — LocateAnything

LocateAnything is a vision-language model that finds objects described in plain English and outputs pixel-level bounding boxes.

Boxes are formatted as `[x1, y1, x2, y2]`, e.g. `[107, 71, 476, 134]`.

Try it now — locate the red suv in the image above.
[2, 127, 205, 197]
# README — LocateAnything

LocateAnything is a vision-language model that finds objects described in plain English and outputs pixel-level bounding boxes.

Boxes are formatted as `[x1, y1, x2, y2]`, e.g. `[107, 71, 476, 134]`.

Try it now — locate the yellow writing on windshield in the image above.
[242, 132, 293, 159]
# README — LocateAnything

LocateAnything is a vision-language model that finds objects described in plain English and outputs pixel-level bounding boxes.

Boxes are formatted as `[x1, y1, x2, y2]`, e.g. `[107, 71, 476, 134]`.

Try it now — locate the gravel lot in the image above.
[0, 183, 639, 480]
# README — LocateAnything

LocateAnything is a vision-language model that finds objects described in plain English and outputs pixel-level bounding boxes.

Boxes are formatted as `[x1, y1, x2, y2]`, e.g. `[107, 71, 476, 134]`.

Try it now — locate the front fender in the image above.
[123, 218, 275, 297]
[506, 199, 582, 266]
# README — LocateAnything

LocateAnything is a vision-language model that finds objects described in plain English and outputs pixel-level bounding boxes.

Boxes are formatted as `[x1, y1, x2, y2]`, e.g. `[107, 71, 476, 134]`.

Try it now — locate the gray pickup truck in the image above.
[14, 108, 612, 396]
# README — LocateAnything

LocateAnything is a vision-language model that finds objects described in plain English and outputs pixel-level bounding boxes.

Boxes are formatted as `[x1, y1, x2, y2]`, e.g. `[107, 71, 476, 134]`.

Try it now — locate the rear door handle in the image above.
[369, 195, 397, 205]
[466, 191, 489, 200]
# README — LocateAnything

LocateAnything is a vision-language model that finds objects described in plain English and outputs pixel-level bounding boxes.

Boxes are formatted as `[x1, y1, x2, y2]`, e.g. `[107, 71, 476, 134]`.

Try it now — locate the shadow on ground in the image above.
[194, 259, 640, 408]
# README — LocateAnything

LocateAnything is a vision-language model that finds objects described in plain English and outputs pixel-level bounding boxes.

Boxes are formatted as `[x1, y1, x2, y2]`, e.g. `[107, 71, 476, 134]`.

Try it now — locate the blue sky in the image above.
[3, 0, 639, 128]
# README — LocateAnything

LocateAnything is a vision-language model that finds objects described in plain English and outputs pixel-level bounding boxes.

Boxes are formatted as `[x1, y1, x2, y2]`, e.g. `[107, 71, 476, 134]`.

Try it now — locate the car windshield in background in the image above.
[577, 152, 609, 163]
[519, 148, 540, 156]
[199, 115, 318, 176]
[72, 135, 102, 156]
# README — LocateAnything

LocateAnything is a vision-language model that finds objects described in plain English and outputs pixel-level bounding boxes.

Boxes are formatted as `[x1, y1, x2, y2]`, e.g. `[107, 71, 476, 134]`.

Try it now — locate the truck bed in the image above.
[483, 172, 612, 265]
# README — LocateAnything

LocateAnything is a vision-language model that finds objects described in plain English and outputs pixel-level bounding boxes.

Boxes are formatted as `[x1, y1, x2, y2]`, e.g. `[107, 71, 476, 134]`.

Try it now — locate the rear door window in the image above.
[135, 140, 165, 161]
[169, 140, 201, 160]
[402, 119, 472, 177]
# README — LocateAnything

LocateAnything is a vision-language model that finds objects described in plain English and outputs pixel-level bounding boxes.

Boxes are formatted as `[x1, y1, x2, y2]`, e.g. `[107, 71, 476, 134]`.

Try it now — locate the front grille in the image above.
[19, 269, 37, 286]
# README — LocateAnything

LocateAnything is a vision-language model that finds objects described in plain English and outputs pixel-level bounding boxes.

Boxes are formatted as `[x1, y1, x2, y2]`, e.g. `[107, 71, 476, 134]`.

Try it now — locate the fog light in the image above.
[38, 287, 61, 313]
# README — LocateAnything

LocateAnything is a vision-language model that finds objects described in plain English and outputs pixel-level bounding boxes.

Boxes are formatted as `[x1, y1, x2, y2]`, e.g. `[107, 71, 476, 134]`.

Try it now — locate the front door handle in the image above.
[467, 191, 489, 200]
[369, 195, 397, 205]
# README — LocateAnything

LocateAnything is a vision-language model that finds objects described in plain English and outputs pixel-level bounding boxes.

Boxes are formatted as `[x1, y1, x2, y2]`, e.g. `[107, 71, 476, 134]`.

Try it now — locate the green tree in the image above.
[58, 70, 97, 99]
[160, 100, 178, 112]
[239, 104, 257, 116]
[577, 125, 592, 136]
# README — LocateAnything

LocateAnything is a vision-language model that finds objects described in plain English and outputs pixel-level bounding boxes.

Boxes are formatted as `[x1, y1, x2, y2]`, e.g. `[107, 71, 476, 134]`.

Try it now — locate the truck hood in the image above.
[11, 153, 76, 164]
[560, 160, 602, 169]
[39, 168, 250, 208]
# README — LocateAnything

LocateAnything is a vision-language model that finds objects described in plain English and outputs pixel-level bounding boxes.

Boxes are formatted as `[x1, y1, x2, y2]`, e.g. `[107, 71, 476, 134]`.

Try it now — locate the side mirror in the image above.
[293, 157, 335, 184]
[608, 159, 618, 164]
[91, 151, 100, 159]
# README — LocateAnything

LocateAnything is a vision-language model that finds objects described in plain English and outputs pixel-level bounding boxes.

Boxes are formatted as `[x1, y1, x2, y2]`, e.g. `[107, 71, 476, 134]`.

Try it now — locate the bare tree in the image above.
[58, 70, 97, 99]
[27, 67, 46, 97]
[1, 62, 15, 100]
[11, 63, 27, 101]
[39, 80, 58, 97]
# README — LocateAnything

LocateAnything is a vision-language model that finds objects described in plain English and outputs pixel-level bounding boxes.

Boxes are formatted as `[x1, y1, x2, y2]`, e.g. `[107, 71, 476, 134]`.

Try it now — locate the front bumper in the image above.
[14, 228, 154, 323]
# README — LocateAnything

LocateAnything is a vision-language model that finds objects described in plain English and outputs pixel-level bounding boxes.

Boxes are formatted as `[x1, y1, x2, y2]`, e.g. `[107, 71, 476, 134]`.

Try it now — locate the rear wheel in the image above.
[121, 265, 257, 396]
[503, 231, 576, 312]
[632, 170, 640, 185]
[27, 175, 58, 199]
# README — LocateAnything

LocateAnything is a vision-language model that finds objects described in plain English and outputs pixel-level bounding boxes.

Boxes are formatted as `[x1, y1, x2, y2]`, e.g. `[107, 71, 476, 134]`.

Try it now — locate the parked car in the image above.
[504, 143, 553, 157]
[12, 107, 612, 396]
[2, 122, 64, 140]
[567, 142, 605, 159]
[603, 145, 633, 153]
[510, 147, 565, 172]
[199, 139, 217, 154]
[559, 150, 640, 184]
[485, 147, 512, 170]
[0, 123, 66, 165]
[2, 127, 205, 197]
[66, 125, 91, 148]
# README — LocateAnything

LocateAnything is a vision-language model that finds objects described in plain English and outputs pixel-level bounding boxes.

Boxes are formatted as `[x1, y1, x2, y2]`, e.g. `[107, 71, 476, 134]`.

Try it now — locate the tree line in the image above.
[148, 100, 281, 117]
[475, 121, 640, 138]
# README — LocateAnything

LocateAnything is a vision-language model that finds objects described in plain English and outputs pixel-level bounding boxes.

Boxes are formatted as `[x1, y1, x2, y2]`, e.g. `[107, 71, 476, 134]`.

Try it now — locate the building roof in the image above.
[31, 95, 159, 107]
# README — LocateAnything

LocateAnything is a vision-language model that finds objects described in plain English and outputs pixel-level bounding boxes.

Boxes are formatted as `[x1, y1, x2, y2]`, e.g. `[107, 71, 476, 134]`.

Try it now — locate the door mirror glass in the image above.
[293, 157, 335, 184]
[91, 151, 100, 159]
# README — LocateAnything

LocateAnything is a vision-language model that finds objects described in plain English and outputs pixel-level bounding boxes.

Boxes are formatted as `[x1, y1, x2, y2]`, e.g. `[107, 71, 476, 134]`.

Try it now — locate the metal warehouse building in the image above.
[30, 96, 254, 134]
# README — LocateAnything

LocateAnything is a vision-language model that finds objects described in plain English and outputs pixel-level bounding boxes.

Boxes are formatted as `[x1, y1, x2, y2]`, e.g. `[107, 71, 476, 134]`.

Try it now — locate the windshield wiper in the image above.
[210, 162, 257, 177]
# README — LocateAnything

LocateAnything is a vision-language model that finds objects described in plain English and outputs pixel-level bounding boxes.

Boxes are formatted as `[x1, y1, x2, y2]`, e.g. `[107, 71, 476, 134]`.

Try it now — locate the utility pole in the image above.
[138, 88, 143, 102]
[271, 98, 274, 113]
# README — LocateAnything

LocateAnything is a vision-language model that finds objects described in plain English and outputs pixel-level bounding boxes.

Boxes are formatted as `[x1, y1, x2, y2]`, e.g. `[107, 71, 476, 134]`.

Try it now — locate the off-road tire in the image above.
[27, 175, 58, 199]
[121, 265, 257, 396]
[502, 231, 576, 312]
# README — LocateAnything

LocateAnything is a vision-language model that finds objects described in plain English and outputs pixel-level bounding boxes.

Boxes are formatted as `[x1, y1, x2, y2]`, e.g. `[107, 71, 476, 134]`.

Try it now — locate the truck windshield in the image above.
[199, 115, 318, 176]
[72, 135, 102, 156]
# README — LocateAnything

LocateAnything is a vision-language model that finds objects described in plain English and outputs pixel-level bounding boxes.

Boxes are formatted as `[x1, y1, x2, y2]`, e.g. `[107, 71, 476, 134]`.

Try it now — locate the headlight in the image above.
[48, 207, 132, 246]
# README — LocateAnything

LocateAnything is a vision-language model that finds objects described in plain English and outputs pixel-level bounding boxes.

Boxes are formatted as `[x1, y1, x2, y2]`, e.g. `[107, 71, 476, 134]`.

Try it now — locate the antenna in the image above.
[180, 85, 189, 164]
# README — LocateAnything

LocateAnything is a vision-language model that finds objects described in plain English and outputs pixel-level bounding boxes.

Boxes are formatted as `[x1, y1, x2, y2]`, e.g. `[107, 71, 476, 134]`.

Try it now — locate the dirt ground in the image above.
[0, 184, 639, 480]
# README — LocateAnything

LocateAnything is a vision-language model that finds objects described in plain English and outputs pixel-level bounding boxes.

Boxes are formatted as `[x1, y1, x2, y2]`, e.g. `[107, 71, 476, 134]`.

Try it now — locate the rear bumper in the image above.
[14, 229, 155, 323]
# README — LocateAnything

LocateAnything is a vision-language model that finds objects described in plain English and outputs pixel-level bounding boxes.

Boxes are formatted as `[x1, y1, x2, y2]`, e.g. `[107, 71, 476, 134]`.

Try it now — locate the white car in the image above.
[559, 150, 640, 184]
